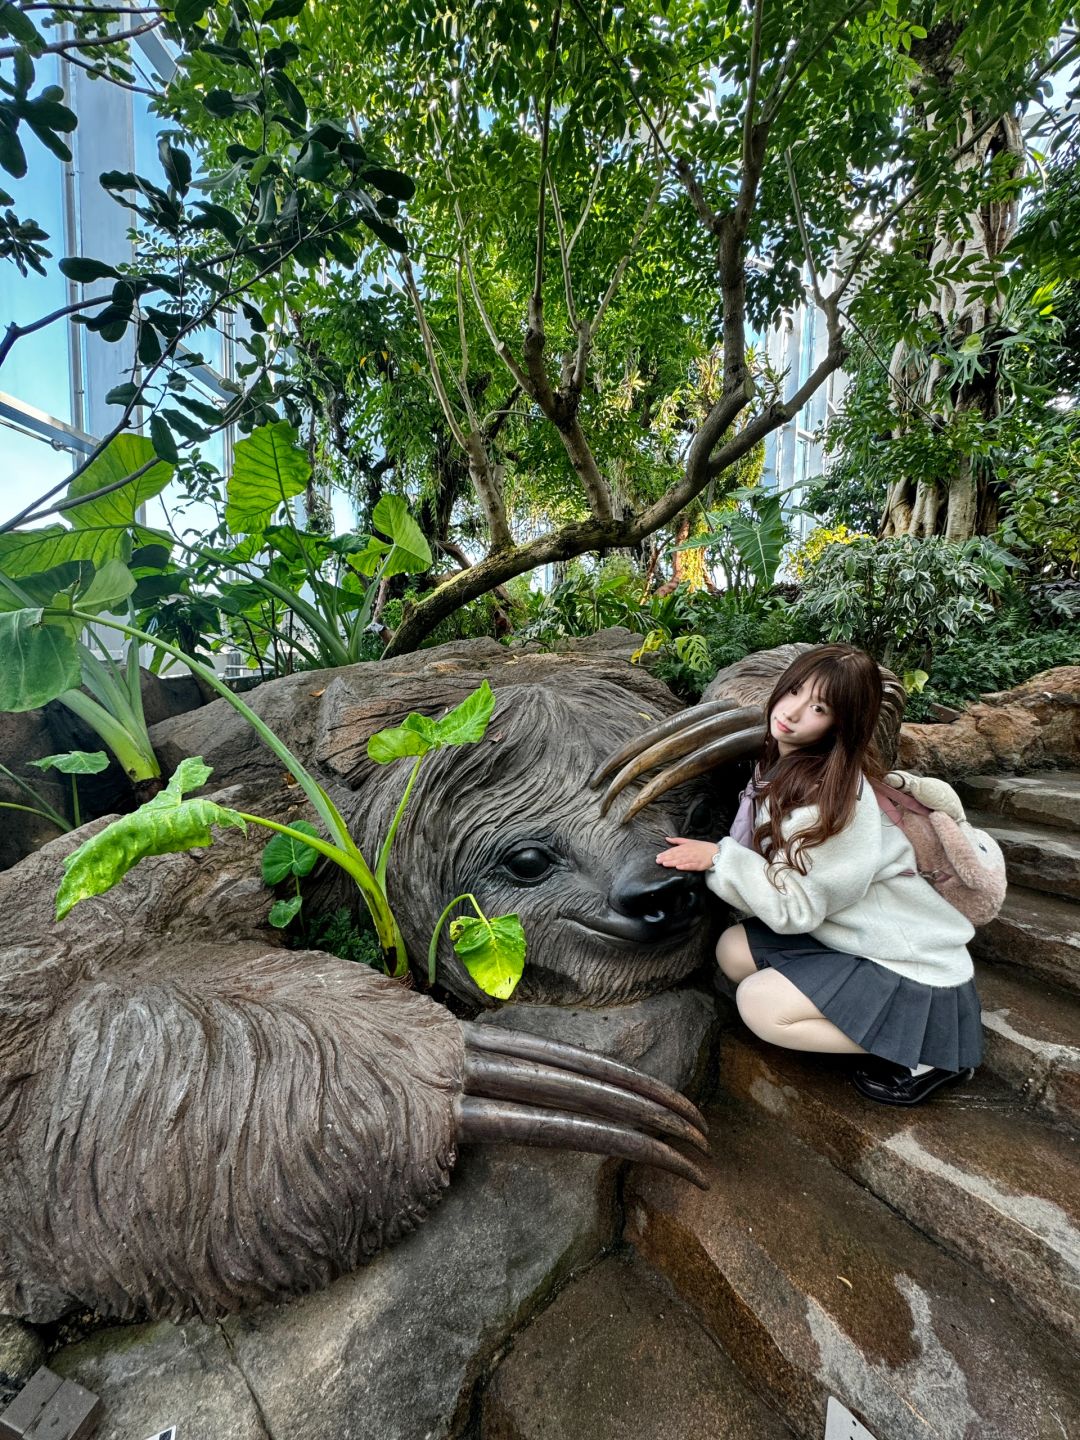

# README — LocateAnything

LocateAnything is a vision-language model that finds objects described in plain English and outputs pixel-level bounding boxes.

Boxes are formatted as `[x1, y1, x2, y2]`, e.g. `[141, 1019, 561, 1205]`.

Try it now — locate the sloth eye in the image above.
[500, 845, 558, 884]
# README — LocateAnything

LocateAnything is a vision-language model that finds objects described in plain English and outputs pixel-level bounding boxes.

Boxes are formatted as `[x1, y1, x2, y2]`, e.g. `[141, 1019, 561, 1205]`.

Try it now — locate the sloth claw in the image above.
[591, 702, 766, 822]
[459, 1024, 709, 1189]
[456, 1099, 709, 1190]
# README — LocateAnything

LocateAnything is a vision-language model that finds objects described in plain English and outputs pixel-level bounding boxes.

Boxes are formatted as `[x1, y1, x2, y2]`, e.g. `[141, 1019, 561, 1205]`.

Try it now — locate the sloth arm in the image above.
[3, 947, 463, 1324]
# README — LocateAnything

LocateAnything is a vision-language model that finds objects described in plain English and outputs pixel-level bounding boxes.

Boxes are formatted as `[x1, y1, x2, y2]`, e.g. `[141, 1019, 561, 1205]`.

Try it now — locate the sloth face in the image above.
[351, 681, 720, 1007]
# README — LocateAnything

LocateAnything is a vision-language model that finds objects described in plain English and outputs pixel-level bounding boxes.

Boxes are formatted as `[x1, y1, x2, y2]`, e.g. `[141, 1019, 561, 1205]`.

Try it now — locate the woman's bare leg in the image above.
[735, 967, 866, 1055]
[716, 924, 757, 983]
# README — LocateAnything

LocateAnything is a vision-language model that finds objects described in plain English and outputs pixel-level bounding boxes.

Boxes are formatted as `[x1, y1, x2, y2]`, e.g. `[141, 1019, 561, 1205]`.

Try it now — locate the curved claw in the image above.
[462, 1022, 706, 1132]
[456, 1099, 709, 1190]
[588, 698, 745, 791]
[616, 724, 766, 823]
[463, 1051, 708, 1153]
[597, 705, 764, 818]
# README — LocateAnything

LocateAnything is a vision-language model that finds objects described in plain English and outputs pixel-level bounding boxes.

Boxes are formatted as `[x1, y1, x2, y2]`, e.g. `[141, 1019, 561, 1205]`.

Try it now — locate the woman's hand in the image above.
[655, 837, 720, 871]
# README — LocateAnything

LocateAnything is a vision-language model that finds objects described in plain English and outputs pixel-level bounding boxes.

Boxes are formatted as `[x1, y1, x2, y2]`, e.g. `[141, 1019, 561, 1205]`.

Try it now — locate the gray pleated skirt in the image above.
[743, 918, 983, 1071]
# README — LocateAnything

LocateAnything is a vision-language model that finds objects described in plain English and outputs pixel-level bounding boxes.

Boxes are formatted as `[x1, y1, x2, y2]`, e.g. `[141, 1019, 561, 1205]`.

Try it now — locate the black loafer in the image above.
[852, 1061, 975, 1106]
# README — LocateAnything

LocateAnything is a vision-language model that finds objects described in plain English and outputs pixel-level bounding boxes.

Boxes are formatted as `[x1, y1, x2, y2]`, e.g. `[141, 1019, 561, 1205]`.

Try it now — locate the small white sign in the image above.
[142, 1429, 177, 1440]
[825, 1397, 879, 1440]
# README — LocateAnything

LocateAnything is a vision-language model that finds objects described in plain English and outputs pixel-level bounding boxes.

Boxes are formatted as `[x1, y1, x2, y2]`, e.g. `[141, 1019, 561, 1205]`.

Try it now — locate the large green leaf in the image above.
[77, 558, 136, 614]
[0, 608, 81, 711]
[55, 757, 245, 919]
[226, 420, 310, 535]
[28, 749, 109, 775]
[261, 819, 321, 883]
[0, 518, 172, 577]
[65, 434, 175, 532]
[430, 680, 495, 746]
[450, 911, 525, 999]
[371, 494, 432, 578]
[366, 681, 495, 763]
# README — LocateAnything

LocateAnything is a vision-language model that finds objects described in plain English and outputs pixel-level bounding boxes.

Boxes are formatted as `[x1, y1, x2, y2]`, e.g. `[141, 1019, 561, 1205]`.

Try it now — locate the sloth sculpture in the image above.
[0, 641, 716, 1326]
[0, 638, 901, 1326]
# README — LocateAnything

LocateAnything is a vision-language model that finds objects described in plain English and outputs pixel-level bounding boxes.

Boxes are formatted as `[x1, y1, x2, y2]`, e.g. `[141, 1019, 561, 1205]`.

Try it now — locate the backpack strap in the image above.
[869, 777, 933, 826]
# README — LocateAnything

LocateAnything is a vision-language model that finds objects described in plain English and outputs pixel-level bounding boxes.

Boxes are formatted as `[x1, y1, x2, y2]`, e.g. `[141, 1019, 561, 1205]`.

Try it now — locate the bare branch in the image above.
[548, 172, 580, 332]
[399, 257, 471, 453]
[784, 146, 825, 308]
[453, 199, 534, 396]
[742, 0, 765, 176]
[0, 14, 162, 60]
[567, 157, 603, 256]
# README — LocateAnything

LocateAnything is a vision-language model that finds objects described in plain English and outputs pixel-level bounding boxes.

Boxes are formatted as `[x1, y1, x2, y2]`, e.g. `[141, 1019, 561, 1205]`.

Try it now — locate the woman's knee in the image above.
[716, 924, 757, 983]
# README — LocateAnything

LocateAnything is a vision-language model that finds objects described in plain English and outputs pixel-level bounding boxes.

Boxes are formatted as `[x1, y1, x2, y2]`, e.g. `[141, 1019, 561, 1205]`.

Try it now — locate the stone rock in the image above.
[52, 1321, 269, 1440]
[627, 1104, 1080, 1440]
[479, 1254, 792, 1440]
[898, 666, 1080, 780]
[48, 991, 717, 1440]
[0, 1315, 44, 1408]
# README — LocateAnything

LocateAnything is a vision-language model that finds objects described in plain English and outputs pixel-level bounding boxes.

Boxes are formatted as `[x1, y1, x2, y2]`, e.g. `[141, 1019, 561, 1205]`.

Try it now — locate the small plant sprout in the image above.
[27, 750, 109, 828]
[427, 895, 526, 1001]
[261, 820, 321, 928]
[49, 628, 527, 998]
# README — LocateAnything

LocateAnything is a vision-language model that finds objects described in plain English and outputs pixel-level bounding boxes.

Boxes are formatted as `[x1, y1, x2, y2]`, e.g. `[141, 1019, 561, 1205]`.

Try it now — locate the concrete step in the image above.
[977, 963, 1080, 1128]
[971, 884, 1080, 995]
[956, 772, 1080, 832]
[716, 1033, 1080, 1350]
[478, 1253, 794, 1439]
[626, 1104, 1080, 1440]
[968, 809, 1080, 900]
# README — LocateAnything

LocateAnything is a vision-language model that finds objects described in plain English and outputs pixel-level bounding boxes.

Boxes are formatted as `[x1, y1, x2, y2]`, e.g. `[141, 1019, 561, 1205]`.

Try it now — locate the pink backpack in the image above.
[869, 776, 1007, 928]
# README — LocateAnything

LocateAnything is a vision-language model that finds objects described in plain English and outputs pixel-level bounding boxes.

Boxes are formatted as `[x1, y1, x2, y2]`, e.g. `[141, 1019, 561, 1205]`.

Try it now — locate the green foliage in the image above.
[449, 912, 526, 1002]
[297, 905, 384, 967]
[366, 681, 495, 763]
[55, 758, 245, 920]
[226, 422, 311, 536]
[261, 819, 321, 884]
[996, 417, 1080, 579]
[794, 535, 1015, 669]
[428, 892, 526, 1000]
[902, 597, 1080, 718]
[0, 608, 80, 710]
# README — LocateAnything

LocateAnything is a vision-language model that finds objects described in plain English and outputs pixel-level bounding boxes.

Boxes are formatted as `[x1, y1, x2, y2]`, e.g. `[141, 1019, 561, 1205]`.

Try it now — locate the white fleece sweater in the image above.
[706, 778, 975, 987]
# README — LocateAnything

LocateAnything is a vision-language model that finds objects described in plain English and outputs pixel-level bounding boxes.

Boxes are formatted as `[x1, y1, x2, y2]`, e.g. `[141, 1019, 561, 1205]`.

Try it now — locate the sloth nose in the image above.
[609, 858, 705, 928]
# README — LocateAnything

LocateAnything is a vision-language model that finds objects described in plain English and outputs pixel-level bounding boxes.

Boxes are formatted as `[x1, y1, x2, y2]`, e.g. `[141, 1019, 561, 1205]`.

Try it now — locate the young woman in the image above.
[655, 644, 982, 1105]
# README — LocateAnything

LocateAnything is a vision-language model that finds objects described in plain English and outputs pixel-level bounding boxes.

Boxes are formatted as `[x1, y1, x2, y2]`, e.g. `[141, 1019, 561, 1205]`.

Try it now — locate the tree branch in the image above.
[0, 14, 161, 60]
[548, 172, 580, 332]
[784, 146, 825, 308]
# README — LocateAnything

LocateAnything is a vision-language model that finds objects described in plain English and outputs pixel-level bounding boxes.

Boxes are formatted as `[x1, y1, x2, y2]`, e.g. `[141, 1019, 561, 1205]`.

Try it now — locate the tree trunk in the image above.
[881, 27, 1024, 541]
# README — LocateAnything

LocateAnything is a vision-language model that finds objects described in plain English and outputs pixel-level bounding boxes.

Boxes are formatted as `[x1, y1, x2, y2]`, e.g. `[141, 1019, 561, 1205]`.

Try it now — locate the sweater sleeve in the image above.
[705, 785, 884, 934]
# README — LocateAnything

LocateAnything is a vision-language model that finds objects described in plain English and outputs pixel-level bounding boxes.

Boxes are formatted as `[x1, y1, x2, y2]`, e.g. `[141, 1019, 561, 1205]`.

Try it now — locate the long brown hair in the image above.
[754, 644, 884, 874]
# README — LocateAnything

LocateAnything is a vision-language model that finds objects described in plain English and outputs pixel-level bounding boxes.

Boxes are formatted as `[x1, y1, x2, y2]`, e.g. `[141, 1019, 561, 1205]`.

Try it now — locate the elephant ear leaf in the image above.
[370, 493, 432, 578]
[367, 682, 495, 764]
[28, 750, 109, 775]
[431, 680, 495, 746]
[261, 819, 320, 884]
[56, 757, 245, 919]
[0, 607, 82, 711]
[450, 911, 525, 1000]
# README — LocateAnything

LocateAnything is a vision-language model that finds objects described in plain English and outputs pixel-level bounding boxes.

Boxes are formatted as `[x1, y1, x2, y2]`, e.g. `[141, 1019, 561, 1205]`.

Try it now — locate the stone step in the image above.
[977, 963, 1080, 1128]
[626, 1104, 1080, 1440]
[479, 1253, 795, 1439]
[956, 772, 1080, 833]
[716, 1033, 1080, 1350]
[971, 884, 1080, 995]
[968, 809, 1080, 900]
